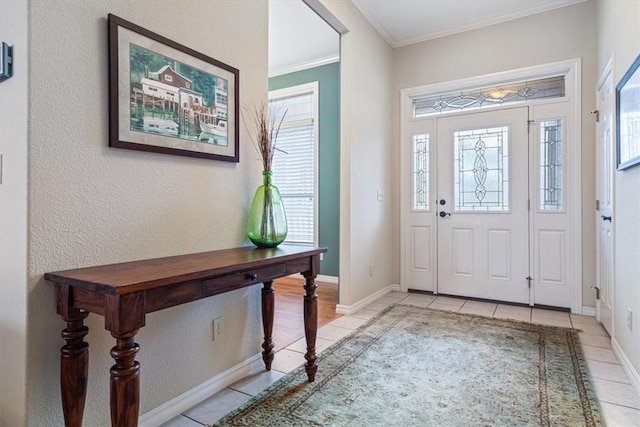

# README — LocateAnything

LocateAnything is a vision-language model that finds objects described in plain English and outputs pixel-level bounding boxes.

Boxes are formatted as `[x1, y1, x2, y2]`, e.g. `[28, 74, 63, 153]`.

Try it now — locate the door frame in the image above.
[400, 58, 582, 313]
[595, 56, 615, 333]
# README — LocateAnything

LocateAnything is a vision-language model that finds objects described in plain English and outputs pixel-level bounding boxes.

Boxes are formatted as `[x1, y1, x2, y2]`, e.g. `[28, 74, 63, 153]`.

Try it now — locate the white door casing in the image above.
[596, 59, 615, 334]
[436, 108, 530, 304]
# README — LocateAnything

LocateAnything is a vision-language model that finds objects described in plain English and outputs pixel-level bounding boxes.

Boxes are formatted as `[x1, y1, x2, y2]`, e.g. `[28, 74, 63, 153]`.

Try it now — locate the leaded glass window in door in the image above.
[412, 134, 429, 211]
[454, 126, 509, 212]
[539, 119, 564, 210]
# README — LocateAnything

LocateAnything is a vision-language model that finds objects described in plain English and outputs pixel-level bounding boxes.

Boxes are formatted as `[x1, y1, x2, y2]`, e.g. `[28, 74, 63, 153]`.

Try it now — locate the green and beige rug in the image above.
[215, 305, 604, 426]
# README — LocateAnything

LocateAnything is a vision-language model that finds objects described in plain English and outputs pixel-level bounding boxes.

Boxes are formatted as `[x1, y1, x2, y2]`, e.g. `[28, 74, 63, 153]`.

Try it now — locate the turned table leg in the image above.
[303, 272, 318, 382]
[261, 280, 275, 370]
[109, 331, 141, 427]
[60, 311, 90, 427]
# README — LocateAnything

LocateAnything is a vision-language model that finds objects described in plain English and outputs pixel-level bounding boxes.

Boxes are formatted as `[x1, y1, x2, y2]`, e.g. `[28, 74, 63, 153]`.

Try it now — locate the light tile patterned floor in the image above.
[161, 292, 640, 426]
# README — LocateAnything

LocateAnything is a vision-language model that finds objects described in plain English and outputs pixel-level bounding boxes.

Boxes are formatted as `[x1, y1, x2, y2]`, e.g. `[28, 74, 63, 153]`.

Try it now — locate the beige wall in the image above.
[26, 1, 267, 425]
[597, 0, 640, 386]
[319, 0, 397, 305]
[392, 1, 598, 308]
[0, 0, 29, 425]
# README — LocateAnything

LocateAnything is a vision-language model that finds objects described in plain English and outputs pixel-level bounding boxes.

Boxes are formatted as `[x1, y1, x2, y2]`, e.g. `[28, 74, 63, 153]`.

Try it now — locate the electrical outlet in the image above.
[377, 190, 384, 201]
[627, 309, 633, 330]
[368, 264, 374, 277]
[212, 316, 223, 341]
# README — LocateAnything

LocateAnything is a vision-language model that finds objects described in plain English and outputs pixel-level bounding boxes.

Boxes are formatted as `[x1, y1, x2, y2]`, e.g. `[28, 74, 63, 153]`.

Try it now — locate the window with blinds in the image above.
[269, 85, 317, 244]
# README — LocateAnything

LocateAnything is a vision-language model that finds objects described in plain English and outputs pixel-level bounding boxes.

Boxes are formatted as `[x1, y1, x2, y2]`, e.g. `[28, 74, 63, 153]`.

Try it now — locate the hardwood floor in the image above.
[272, 276, 340, 351]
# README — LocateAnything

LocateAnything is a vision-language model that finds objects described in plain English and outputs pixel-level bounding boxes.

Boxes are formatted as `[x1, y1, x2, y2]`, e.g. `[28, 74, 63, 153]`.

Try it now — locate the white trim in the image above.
[403, 59, 580, 102]
[281, 272, 338, 284]
[611, 338, 640, 398]
[138, 354, 264, 427]
[400, 58, 582, 312]
[352, 0, 588, 48]
[595, 55, 616, 335]
[316, 274, 339, 284]
[581, 306, 596, 317]
[350, 0, 395, 48]
[269, 55, 340, 78]
[336, 283, 401, 315]
[569, 58, 582, 314]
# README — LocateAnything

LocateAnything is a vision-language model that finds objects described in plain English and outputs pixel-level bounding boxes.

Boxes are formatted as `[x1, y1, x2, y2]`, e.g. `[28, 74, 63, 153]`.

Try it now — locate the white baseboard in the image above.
[316, 274, 339, 284]
[281, 273, 339, 284]
[581, 306, 596, 317]
[139, 354, 264, 427]
[335, 283, 402, 315]
[611, 338, 640, 398]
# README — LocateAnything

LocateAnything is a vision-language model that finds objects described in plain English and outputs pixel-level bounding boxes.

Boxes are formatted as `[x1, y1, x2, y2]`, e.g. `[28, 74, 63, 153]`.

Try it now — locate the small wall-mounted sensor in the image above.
[0, 42, 13, 82]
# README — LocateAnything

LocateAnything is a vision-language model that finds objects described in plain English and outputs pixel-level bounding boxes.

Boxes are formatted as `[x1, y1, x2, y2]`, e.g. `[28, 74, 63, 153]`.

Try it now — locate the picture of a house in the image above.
[130, 46, 229, 146]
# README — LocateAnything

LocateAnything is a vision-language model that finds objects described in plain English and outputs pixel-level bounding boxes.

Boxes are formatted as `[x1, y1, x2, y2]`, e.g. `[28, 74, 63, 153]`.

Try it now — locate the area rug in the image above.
[214, 304, 604, 426]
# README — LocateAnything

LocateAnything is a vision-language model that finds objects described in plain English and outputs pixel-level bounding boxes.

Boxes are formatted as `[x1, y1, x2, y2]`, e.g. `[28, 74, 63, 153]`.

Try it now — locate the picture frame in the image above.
[108, 14, 239, 162]
[616, 54, 640, 170]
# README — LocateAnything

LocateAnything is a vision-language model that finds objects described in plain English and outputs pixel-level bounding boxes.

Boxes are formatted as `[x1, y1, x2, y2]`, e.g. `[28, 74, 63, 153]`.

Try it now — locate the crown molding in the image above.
[269, 55, 340, 78]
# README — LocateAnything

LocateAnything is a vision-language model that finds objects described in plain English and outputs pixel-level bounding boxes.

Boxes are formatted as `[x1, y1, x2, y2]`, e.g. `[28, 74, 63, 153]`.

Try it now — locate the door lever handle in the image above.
[601, 215, 612, 222]
[439, 211, 451, 218]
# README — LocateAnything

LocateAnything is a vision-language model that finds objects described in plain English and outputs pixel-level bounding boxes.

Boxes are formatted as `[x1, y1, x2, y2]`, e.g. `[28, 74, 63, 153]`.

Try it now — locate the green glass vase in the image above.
[247, 171, 288, 248]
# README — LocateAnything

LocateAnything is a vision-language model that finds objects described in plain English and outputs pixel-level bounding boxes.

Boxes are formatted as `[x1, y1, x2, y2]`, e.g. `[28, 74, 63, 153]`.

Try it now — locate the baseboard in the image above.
[611, 337, 640, 398]
[581, 306, 596, 317]
[138, 354, 264, 427]
[335, 283, 401, 315]
[316, 274, 339, 284]
[280, 273, 338, 284]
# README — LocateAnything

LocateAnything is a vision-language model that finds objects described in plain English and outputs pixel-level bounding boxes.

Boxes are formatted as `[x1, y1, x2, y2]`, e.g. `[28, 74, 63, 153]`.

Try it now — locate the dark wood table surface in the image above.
[45, 245, 327, 427]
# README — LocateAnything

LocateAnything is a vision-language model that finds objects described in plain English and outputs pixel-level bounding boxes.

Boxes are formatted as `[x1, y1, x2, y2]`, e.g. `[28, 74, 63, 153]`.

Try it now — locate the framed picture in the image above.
[616, 54, 640, 170]
[108, 14, 239, 162]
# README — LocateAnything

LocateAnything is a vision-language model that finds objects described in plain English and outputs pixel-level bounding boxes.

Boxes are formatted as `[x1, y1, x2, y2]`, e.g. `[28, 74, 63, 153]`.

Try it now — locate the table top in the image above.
[45, 245, 326, 295]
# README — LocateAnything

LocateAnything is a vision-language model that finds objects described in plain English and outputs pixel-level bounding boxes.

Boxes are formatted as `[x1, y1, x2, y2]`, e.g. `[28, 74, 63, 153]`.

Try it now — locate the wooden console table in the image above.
[45, 245, 327, 427]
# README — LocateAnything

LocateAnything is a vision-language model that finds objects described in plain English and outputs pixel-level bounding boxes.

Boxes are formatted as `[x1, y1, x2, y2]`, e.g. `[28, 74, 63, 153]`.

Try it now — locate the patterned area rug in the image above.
[215, 305, 604, 426]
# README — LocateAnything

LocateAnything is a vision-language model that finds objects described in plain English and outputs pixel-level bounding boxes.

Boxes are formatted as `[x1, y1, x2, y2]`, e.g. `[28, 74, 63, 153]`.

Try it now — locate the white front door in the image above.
[436, 108, 530, 303]
[596, 62, 615, 335]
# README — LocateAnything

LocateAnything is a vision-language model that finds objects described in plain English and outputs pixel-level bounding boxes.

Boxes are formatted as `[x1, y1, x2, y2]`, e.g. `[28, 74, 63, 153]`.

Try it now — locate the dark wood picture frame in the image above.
[108, 14, 240, 162]
[616, 54, 640, 170]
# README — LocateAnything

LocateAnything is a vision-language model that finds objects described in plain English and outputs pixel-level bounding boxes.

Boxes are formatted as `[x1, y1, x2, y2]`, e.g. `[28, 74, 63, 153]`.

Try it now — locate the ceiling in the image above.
[269, 0, 339, 77]
[268, 0, 588, 75]
[352, 0, 589, 47]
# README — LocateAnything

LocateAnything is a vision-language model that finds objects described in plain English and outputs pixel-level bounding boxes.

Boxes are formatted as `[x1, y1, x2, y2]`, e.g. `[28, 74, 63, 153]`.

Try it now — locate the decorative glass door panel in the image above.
[454, 126, 509, 212]
[437, 108, 530, 304]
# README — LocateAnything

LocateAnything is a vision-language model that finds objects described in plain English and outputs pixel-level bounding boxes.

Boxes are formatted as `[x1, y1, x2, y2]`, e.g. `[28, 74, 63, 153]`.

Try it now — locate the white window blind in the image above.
[269, 89, 316, 244]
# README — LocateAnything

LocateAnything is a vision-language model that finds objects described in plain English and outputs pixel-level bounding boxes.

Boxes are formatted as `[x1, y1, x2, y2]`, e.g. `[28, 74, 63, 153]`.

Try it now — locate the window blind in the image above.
[269, 92, 316, 244]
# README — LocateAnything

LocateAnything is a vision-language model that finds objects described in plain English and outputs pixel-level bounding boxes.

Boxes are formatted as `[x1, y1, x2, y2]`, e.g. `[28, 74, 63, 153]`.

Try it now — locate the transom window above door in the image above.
[412, 76, 565, 117]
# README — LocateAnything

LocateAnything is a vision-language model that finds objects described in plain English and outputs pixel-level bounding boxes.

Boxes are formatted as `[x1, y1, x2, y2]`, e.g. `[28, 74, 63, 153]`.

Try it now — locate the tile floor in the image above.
[161, 293, 640, 426]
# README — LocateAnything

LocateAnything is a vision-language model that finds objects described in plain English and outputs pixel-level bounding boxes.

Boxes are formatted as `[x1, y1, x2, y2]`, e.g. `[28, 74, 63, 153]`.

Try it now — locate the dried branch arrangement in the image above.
[243, 102, 287, 171]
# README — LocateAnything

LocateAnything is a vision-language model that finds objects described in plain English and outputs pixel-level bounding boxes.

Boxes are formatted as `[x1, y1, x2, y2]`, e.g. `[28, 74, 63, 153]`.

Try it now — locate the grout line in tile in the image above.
[226, 386, 253, 397]
[181, 415, 206, 426]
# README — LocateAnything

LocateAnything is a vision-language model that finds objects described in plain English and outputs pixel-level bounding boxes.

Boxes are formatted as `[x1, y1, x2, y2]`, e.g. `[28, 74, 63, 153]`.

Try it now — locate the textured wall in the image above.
[0, 1, 29, 425]
[597, 0, 640, 388]
[319, 0, 397, 306]
[27, 1, 268, 425]
[392, 1, 598, 307]
[269, 62, 341, 277]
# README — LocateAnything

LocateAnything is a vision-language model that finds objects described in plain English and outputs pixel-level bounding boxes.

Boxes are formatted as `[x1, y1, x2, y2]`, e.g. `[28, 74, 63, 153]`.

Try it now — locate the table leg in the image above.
[261, 280, 275, 370]
[60, 311, 89, 427]
[109, 331, 140, 427]
[303, 273, 318, 382]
